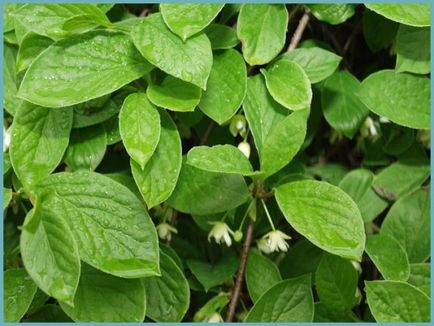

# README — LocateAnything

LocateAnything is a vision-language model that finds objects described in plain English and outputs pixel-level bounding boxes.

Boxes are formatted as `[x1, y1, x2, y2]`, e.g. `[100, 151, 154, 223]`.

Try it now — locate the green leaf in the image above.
[261, 59, 312, 111]
[362, 9, 398, 53]
[315, 253, 358, 312]
[365, 280, 430, 322]
[193, 293, 229, 322]
[4, 268, 38, 322]
[119, 93, 160, 169]
[187, 255, 239, 291]
[3, 4, 18, 33]
[245, 275, 314, 322]
[307, 4, 356, 25]
[4, 44, 22, 116]
[131, 13, 212, 89]
[187, 144, 254, 175]
[237, 4, 288, 66]
[246, 250, 282, 303]
[308, 163, 349, 185]
[64, 124, 107, 171]
[16, 32, 53, 73]
[34, 171, 160, 278]
[18, 31, 153, 108]
[27, 304, 72, 322]
[358, 70, 429, 129]
[365, 234, 410, 281]
[72, 98, 119, 129]
[282, 47, 341, 84]
[102, 115, 121, 145]
[204, 24, 239, 50]
[61, 12, 113, 34]
[147, 75, 201, 112]
[365, 4, 430, 27]
[168, 159, 250, 215]
[199, 49, 247, 125]
[131, 109, 182, 208]
[3, 188, 12, 210]
[10, 103, 73, 188]
[408, 264, 430, 296]
[275, 180, 365, 261]
[322, 71, 369, 138]
[381, 189, 430, 263]
[314, 302, 360, 322]
[60, 264, 146, 322]
[21, 206, 80, 305]
[160, 3, 224, 41]
[396, 25, 430, 75]
[144, 251, 190, 322]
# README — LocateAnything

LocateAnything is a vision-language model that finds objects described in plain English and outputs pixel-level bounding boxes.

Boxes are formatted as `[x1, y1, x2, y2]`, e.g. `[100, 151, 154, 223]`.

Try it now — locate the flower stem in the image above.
[261, 199, 275, 231]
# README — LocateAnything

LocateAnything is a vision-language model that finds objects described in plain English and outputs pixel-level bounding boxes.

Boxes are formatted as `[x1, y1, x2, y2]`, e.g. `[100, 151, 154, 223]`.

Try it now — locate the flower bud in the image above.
[207, 312, 223, 323]
[156, 222, 178, 241]
[238, 141, 250, 158]
[229, 114, 246, 137]
[233, 230, 243, 242]
[3, 125, 10, 152]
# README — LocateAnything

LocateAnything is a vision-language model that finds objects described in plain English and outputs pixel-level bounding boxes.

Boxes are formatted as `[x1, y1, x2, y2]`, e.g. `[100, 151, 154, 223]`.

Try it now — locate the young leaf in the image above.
[187, 144, 254, 175]
[16, 32, 53, 73]
[131, 13, 212, 89]
[358, 70, 429, 129]
[261, 59, 312, 111]
[34, 171, 160, 278]
[245, 275, 314, 322]
[4, 269, 38, 322]
[10, 103, 73, 188]
[119, 93, 160, 169]
[307, 4, 356, 25]
[275, 180, 365, 261]
[396, 25, 430, 75]
[18, 31, 153, 108]
[160, 3, 224, 41]
[322, 71, 369, 138]
[365, 234, 410, 281]
[21, 206, 80, 305]
[59, 264, 146, 322]
[204, 24, 239, 50]
[144, 251, 190, 322]
[365, 280, 430, 322]
[131, 109, 182, 208]
[199, 49, 247, 125]
[237, 4, 288, 66]
[147, 76, 201, 112]
[365, 4, 430, 27]
[246, 250, 282, 303]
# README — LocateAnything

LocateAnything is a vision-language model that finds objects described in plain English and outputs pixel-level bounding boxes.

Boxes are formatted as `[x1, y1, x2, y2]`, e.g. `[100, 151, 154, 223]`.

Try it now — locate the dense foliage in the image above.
[3, 3, 431, 323]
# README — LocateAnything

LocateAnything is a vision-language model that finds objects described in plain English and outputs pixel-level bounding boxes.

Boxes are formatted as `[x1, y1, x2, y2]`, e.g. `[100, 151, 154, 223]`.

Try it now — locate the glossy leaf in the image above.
[4, 44, 22, 116]
[362, 9, 398, 53]
[204, 24, 239, 50]
[275, 180, 365, 261]
[16, 32, 53, 73]
[72, 98, 119, 129]
[408, 264, 430, 295]
[307, 4, 356, 25]
[365, 4, 430, 27]
[396, 25, 430, 74]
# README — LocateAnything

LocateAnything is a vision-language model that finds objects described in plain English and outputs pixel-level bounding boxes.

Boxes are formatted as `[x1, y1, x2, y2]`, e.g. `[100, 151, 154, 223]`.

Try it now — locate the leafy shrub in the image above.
[3, 3, 431, 323]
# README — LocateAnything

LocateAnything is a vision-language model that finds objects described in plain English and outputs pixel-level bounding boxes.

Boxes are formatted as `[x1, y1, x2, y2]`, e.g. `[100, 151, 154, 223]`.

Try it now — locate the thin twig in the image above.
[225, 219, 255, 322]
[287, 12, 310, 52]
[199, 121, 214, 145]
[139, 7, 150, 17]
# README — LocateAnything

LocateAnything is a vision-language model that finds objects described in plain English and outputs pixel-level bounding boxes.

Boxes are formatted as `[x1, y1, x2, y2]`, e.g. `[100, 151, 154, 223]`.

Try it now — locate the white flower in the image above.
[208, 222, 234, 247]
[237, 141, 250, 158]
[156, 222, 177, 241]
[361, 117, 378, 137]
[3, 125, 10, 152]
[257, 230, 291, 254]
[207, 312, 223, 323]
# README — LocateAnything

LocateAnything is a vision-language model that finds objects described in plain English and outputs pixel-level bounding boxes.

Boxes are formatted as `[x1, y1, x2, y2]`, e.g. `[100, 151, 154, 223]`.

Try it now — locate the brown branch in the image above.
[287, 12, 310, 52]
[225, 219, 255, 322]
[199, 121, 214, 145]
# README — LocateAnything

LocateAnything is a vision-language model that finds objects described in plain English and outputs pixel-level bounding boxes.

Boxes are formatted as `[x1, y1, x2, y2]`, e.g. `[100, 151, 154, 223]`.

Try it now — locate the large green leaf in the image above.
[168, 160, 250, 215]
[4, 44, 21, 116]
[160, 3, 224, 40]
[275, 180, 365, 261]
[237, 4, 288, 66]
[16, 32, 53, 73]
[282, 48, 341, 84]
[381, 189, 430, 263]
[362, 9, 398, 53]
[245, 275, 314, 322]
[147, 76, 201, 112]
[322, 71, 369, 138]
[131, 110, 182, 208]
[246, 250, 282, 303]
[358, 70, 429, 129]
[365, 280, 430, 322]
[365, 234, 410, 281]
[144, 251, 190, 322]
[396, 25, 430, 74]
[365, 4, 430, 27]
[33, 171, 160, 278]
[408, 264, 430, 296]
[261, 59, 312, 111]
[18, 31, 153, 108]
[131, 13, 212, 89]
[119, 93, 160, 169]
[72, 97, 118, 129]
[60, 264, 146, 322]
[21, 206, 80, 305]
[10, 102, 72, 188]
[315, 253, 358, 312]
[186, 144, 254, 175]
[4, 269, 38, 322]
[307, 4, 356, 25]
[199, 49, 247, 125]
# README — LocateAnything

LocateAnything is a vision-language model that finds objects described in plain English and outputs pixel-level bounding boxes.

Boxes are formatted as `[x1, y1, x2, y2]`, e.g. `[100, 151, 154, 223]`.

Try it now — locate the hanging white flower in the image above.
[237, 141, 251, 158]
[257, 230, 291, 254]
[208, 222, 234, 247]
[156, 222, 178, 241]
[207, 312, 224, 323]
[3, 125, 10, 152]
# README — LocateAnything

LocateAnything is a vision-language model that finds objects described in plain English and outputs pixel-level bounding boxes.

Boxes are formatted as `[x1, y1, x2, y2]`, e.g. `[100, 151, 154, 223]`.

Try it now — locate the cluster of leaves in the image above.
[3, 3, 431, 323]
